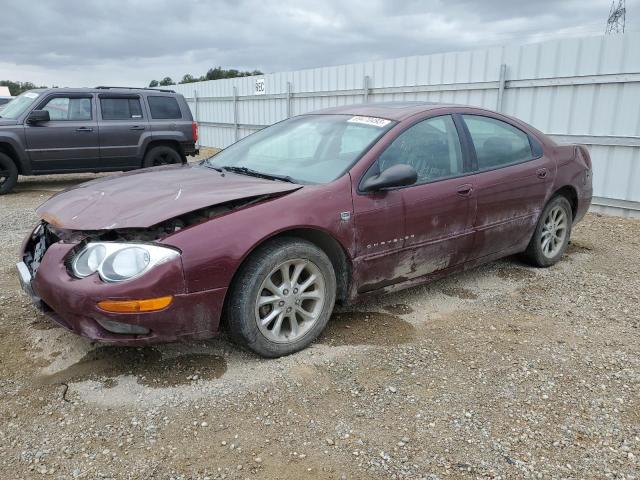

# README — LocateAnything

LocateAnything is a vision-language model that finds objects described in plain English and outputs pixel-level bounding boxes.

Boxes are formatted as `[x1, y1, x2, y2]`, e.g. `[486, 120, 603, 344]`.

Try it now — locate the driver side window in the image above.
[378, 115, 463, 184]
[42, 97, 92, 121]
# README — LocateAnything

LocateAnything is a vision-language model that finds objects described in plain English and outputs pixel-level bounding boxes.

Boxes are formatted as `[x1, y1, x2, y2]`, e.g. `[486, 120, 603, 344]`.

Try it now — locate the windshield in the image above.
[0, 91, 40, 119]
[205, 114, 395, 183]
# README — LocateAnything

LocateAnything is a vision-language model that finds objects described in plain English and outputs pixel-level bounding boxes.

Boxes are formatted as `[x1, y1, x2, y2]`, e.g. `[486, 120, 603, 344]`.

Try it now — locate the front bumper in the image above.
[18, 239, 226, 345]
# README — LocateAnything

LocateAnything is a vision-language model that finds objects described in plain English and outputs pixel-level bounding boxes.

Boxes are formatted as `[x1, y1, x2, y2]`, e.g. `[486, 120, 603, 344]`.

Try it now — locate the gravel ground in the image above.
[0, 168, 638, 479]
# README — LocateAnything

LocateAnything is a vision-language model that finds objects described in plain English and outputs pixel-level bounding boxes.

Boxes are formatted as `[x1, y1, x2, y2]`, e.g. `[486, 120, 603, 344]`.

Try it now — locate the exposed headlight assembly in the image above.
[72, 242, 180, 282]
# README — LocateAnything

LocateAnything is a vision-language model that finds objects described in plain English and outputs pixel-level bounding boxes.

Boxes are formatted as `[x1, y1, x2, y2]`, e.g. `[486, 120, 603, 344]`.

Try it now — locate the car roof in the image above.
[308, 101, 469, 121]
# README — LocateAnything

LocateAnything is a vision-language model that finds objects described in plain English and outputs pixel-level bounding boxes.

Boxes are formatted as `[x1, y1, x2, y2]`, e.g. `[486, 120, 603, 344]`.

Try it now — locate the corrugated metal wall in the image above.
[171, 33, 640, 217]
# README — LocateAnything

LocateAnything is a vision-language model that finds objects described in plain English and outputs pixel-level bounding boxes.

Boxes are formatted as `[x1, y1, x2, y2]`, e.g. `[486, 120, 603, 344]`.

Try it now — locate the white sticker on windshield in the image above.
[347, 116, 391, 128]
[24, 92, 39, 99]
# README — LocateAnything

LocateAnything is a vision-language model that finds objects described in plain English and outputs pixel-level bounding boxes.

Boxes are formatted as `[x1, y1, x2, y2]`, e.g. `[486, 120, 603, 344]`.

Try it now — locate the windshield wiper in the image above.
[221, 166, 297, 184]
[202, 161, 223, 172]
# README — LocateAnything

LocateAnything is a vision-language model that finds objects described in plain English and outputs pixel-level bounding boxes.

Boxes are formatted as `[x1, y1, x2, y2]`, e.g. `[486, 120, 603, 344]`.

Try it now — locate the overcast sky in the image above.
[1, 0, 637, 88]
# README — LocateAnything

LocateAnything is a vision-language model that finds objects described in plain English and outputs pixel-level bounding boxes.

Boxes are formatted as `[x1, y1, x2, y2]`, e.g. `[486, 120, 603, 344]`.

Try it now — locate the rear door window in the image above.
[100, 97, 143, 120]
[462, 115, 534, 170]
[147, 96, 182, 119]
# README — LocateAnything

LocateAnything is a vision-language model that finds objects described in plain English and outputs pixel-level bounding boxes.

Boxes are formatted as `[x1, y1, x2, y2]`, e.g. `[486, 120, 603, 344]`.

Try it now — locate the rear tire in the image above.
[0, 153, 18, 195]
[142, 145, 182, 168]
[226, 237, 336, 358]
[523, 195, 573, 267]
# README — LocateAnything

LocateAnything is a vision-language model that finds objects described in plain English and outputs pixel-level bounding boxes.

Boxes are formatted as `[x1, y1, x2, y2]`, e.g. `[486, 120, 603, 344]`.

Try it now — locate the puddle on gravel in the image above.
[567, 240, 593, 254]
[440, 285, 478, 300]
[319, 311, 416, 346]
[36, 347, 227, 388]
[496, 266, 536, 281]
[382, 303, 414, 315]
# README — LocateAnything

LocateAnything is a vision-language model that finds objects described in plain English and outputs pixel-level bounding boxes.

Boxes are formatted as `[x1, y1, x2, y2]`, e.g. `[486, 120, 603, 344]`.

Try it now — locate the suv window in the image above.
[42, 97, 92, 121]
[147, 96, 181, 119]
[100, 97, 143, 120]
[462, 115, 534, 170]
[377, 115, 463, 184]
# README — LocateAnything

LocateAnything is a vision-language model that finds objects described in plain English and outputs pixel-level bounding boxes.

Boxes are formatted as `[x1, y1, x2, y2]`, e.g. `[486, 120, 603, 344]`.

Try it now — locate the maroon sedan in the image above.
[17, 102, 592, 357]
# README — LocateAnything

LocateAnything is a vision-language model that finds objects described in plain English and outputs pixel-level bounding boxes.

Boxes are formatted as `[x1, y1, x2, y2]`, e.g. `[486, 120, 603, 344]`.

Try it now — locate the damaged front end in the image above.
[17, 193, 284, 343]
[22, 193, 279, 278]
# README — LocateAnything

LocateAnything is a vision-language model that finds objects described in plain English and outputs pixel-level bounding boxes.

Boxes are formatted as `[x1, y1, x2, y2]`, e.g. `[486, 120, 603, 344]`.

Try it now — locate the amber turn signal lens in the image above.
[97, 296, 173, 313]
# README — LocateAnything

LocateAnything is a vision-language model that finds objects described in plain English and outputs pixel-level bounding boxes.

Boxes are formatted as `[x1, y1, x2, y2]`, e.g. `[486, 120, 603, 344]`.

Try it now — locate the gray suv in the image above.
[0, 87, 198, 194]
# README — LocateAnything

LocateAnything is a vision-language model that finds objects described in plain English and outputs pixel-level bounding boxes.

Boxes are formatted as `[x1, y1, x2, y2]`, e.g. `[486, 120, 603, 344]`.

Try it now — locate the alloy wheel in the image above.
[254, 259, 326, 344]
[152, 151, 178, 166]
[541, 205, 568, 258]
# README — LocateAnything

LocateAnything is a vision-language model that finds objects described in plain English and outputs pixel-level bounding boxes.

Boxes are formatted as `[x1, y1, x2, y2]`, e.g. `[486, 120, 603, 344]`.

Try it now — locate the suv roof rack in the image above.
[94, 86, 176, 93]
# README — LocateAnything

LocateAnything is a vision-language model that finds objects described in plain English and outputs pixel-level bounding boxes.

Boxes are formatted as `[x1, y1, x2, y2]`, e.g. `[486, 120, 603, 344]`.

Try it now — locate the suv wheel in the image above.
[0, 153, 18, 195]
[523, 195, 573, 267]
[143, 145, 182, 168]
[226, 238, 337, 358]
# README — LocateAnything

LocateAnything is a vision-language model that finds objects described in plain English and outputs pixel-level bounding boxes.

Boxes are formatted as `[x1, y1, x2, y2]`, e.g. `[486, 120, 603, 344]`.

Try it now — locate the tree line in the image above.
[0, 66, 264, 97]
[148, 67, 263, 87]
[0, 80, 47, 96]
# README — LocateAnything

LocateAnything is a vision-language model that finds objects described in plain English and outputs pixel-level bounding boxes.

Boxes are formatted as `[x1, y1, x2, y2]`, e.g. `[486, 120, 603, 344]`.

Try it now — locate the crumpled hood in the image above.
[37, 164, 302, 230]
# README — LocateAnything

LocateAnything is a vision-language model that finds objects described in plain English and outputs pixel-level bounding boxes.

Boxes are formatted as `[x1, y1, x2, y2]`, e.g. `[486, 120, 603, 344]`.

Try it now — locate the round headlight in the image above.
[73, 244, 106, 277]
[100, 247, 151, 282]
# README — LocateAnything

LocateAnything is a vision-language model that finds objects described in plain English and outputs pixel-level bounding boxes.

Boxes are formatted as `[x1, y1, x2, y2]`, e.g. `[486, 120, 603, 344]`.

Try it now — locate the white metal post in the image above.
[363, 75, 370, 103]
[286, 81, 292, 118]
[193, 89, 200, 149]
[496, 64, 507, 112]
[233, 86, 239, 142]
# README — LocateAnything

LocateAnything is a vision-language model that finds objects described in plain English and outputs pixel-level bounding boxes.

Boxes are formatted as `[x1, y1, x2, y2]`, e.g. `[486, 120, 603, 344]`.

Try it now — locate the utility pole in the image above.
[605, 0, 626, 34]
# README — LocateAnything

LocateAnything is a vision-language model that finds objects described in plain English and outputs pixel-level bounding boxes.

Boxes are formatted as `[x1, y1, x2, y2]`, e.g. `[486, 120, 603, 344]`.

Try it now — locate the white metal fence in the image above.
[171, 33, 640, 218]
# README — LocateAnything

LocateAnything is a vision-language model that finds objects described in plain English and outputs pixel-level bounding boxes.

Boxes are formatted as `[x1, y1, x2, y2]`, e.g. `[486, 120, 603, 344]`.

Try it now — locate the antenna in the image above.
[605, 0, 626, 34]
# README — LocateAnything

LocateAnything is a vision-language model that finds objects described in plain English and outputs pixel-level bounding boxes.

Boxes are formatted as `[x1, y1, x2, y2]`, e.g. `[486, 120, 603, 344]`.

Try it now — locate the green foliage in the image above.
[181, 74, 195, 84]
[203, 67, 262, 81]
[147, 68, 263, 87]
[0, 80, 46, 96]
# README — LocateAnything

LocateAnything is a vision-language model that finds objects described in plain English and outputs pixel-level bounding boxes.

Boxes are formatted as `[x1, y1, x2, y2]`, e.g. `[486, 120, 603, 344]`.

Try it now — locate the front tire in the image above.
[0, 153, 18, 195]
[226, 238, 336, 358]
[523, 195, 573, 267]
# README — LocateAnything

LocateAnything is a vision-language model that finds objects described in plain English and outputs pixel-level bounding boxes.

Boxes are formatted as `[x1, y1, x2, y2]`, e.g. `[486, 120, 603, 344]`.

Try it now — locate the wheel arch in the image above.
[552, 185, 578, 220]
[0, 141, 26, 174]
[143, 139, 186, 164]
[225, 227, 352, 310]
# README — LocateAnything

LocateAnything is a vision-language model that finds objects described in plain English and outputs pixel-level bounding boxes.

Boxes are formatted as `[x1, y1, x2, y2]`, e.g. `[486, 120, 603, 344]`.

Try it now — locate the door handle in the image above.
[537, 168, 548, 179]
[130, 126, 146, 131]
[456, 184, 473, 196]
[75, 127, 94, 132]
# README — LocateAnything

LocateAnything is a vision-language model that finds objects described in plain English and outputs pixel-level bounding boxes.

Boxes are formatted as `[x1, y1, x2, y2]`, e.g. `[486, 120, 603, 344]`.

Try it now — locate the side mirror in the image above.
[27, 110, 50, 124]
[360, 164, 418, 192]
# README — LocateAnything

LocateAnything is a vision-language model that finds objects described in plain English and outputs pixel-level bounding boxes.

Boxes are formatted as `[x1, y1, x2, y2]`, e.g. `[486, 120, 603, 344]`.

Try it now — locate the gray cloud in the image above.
[0, 0, 636, 87]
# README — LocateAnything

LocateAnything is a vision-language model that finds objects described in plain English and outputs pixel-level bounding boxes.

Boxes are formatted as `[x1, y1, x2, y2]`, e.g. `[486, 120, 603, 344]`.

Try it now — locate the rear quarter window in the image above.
[147, 96, 182, 119]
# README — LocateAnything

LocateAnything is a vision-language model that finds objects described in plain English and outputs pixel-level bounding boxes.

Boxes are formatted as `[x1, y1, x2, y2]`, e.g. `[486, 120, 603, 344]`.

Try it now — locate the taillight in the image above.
[192, 121, 198, 143]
